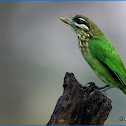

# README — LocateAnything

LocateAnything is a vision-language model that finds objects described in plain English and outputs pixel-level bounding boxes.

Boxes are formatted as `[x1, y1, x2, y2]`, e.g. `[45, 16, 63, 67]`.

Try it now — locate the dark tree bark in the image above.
[47, 72, 112, 125]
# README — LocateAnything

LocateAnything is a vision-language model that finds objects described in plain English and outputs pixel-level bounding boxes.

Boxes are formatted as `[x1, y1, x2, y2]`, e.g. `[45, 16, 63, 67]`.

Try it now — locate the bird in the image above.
[59, 15, 126, 94]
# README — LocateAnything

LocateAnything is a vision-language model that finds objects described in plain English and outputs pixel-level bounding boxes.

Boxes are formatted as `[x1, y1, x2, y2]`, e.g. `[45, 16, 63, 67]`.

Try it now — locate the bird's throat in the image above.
[78, 34, 90, 57]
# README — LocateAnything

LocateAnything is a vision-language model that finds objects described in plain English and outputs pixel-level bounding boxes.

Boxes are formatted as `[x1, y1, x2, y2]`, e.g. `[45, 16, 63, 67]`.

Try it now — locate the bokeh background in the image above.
[0, 1, 126, 125]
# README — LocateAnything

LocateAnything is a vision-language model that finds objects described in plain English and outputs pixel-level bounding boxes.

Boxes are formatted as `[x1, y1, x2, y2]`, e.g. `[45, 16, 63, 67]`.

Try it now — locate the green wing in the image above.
[89, 38, 126, 87]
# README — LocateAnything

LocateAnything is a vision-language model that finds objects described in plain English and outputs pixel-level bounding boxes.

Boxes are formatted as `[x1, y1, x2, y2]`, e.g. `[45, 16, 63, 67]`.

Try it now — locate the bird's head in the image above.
[59, 15, 102, 40]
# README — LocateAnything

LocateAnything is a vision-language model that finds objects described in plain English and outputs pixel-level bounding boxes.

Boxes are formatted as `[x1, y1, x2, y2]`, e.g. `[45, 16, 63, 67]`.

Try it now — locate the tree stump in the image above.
[47, 72, 112, 125]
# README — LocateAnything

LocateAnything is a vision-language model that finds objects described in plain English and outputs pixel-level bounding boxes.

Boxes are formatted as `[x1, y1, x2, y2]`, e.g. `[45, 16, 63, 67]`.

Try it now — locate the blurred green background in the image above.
[0, 1, 126, 125]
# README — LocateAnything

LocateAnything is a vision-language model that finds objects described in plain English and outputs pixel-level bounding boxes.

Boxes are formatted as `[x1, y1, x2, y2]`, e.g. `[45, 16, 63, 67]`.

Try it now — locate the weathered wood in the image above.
[47, 72, 112, 125]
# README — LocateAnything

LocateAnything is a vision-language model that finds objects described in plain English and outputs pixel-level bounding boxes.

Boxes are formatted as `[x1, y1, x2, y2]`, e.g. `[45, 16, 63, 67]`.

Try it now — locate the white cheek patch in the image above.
[74, 22, 89, 31]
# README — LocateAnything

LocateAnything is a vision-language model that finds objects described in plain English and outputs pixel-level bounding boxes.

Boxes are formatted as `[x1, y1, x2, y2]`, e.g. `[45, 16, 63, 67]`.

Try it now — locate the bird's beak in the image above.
[58, 17, 72, 25]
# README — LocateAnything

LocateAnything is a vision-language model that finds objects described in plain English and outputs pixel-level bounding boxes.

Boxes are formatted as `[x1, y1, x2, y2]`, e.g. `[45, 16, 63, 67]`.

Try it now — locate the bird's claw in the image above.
[86, 82, 98, 89]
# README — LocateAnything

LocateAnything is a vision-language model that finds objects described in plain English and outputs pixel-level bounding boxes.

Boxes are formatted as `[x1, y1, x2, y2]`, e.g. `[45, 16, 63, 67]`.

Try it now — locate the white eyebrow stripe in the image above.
[74, 23, 89, 30]
[78, 18, 86, 22]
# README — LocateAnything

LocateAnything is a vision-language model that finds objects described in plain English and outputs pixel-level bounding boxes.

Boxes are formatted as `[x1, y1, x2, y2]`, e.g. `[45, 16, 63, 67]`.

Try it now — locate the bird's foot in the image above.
[86, 82, 114, 95]
[86, 82, 98, 89]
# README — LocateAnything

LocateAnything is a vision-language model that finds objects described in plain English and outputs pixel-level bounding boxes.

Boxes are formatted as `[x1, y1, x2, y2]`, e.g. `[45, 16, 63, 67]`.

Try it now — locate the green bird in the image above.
[59, 15, 126, 94]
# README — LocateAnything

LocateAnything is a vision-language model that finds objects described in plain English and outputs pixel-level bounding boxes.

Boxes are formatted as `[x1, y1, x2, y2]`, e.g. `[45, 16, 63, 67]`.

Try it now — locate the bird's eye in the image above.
[76, 19, 85, 24]
[72, 17, 89, 31]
